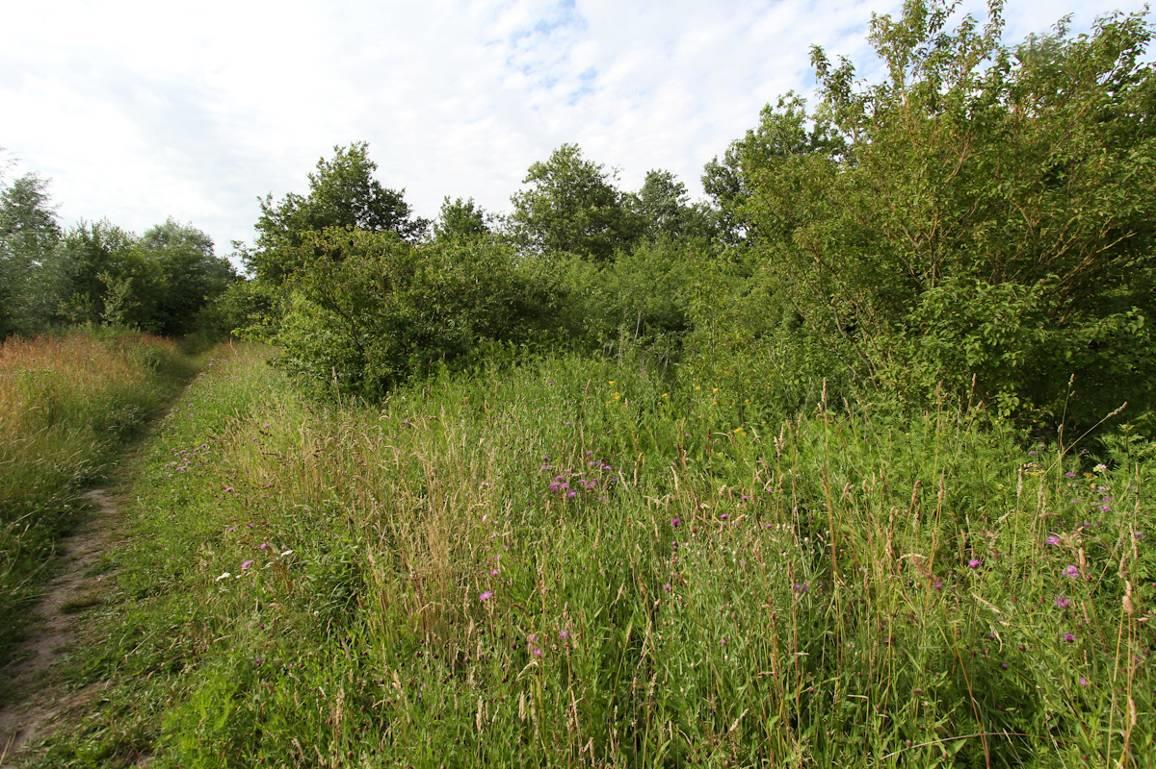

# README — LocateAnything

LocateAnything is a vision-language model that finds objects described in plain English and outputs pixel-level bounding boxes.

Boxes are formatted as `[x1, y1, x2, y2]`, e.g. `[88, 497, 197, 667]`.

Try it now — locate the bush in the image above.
[273, 229, 566, 398]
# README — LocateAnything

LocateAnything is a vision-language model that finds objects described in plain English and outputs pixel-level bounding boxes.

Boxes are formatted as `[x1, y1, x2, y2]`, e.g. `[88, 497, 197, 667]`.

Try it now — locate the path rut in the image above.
[0, 489, 121, 764]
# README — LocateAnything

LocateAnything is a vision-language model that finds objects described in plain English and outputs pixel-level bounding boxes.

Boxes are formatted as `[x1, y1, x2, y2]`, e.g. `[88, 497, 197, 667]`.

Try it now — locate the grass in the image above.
[23, 344, 1154, 767]
[0, 328, 194, 665]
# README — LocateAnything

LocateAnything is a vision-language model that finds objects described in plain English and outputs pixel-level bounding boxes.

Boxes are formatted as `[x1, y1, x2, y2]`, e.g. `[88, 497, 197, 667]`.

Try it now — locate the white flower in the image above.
[1093, 463, 1108, 474]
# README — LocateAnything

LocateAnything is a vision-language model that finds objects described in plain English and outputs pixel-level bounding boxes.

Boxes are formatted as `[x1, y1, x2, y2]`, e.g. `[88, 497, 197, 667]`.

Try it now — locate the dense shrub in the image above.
[711, 4, 1156, 429]
[273, 229, 565, 398]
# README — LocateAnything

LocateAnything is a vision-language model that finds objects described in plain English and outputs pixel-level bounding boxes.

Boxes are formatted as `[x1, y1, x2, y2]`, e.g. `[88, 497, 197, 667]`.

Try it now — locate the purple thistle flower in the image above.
[662, 582, 671, 593]
[558, 628, 570, 641]
[1054, 596, 1071, 609]
[258, 542, 271, 551]
[479, 591, 493, 602]
[1045, 535, 1061, 547]
[671, 517, 681, 528]
[566, 489, 577, 499]
[1064, 471, 1078, 479]
[968, 559, 982, 569]
[719, 513, 729, 521]
[548, 481, 561, 493]
[1063, 632, 1076, 643]
[531, 647, 543, 658]
[1063, 564, 1080, 579]
[1099, 504, 1111, 513]
[489, 568, 500, 577]
[1079, 676, 1088, 687]
[240, 559, 254, 571]
[933, 578, 943, 591]
[792, 582, 809, 594]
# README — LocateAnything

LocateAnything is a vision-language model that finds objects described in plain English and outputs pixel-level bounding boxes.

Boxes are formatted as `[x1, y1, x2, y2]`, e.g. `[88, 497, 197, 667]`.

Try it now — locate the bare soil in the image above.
[0, 489, 121, 764]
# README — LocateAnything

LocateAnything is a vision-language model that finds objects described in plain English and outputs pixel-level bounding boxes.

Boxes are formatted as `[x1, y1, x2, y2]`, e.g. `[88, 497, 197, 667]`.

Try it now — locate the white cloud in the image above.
[1, 0, 1148, 261]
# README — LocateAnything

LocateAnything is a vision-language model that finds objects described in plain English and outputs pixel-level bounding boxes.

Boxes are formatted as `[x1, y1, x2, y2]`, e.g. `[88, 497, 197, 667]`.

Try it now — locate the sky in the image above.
[1, 0, 1147, 261]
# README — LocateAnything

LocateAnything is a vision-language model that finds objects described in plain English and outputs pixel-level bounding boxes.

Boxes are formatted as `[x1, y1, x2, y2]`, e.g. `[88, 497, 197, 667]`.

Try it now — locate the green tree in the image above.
[137, 219, 237, 335]
[509, 144, 637, 262]
[729, 0, 1156, 427]
[0, 173, 62, 336]
[433, 196, 491, 241]
[628, 169, 716, 244]
[247, 143, 427, 283]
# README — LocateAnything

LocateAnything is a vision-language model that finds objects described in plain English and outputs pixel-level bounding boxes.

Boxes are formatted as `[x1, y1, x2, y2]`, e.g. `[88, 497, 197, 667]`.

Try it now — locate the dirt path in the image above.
[0, 489, 122, 764]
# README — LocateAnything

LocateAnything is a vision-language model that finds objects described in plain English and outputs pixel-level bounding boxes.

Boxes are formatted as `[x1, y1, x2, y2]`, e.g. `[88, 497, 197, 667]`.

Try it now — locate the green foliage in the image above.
[0, 173, 62, 337]
[509, 143, 638, 262]
[273, 229, 564, 398]
[722, 1, 1156, 429]
[247, 143, 428, 284]
[433, 196, 492, 241]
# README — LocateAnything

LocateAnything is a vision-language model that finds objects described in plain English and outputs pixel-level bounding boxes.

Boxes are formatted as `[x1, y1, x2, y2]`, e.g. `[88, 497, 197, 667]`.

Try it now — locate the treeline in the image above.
[0, 176, 238, 340]
[5, 1, 1153, 435]
[236, 2, 1153, 434]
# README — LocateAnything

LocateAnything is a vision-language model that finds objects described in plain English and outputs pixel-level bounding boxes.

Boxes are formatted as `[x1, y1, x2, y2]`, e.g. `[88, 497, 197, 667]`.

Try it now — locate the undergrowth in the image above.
[25, 344, 1153, 767]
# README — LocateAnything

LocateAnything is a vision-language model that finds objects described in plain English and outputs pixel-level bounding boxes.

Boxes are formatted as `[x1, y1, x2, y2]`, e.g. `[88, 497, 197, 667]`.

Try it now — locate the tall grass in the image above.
[31, 345, 1153, 767]
[0, 329, 193, 662]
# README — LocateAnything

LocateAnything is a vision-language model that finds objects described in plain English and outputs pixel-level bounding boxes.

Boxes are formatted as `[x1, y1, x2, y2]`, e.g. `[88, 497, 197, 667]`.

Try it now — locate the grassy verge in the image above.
[0, 329, 195, 664]
[28, 346, 1153, 767]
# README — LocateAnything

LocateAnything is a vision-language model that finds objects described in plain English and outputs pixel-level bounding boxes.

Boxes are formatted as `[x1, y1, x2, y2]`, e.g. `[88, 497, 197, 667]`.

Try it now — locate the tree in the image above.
[730, 0, 1156, 427]
[509, 144, 636, 262]
[137, 219, 237, 335]
[433, 196, 491, 241]
[247, 143, 427, 283]
[0, 173, 61, 336]
[628, 169, 716, 244]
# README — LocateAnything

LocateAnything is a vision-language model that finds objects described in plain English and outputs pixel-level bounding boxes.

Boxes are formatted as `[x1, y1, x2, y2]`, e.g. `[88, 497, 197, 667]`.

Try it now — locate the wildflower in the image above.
[793, 582, 809, 594]
[968, 559, 982, 569]
[671, 517, 681, 528]
[489, 568, 500, 577]
[1063, 632, 1076, 643]
[1079, 676, 1088, 687]
[719, 513, 729, 521]
[1093, 463, 1107, 474]
[558, 628, 570, 641]
[479, 591, 493, 602]
[1063, 564, 1080, 579]
[1064, 471, 1077, 479]
[240, 559, 254, 571]
[1046, 534, 1061, 546]
[258, 542, 271, 551]
[531, 647, 543, 658]
[662, 582, 671, 593]
[566, 489, 577, 499]
[1054, 596, 1071, 609]
[933, 579, 943, 591]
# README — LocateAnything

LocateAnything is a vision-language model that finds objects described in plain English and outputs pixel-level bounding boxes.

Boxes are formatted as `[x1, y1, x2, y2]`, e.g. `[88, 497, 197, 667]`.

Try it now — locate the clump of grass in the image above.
[0, 328, 193, 663]
[30, 347, 1153, 767]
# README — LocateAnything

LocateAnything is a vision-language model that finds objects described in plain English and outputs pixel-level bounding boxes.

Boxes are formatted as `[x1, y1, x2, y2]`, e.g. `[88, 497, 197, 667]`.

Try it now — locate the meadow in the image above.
[0, 330, 192, 663]
[23, 343, 1152, 767]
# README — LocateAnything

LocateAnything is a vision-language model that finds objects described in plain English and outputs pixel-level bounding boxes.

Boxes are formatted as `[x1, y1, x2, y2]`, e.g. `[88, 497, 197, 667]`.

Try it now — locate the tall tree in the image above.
[0, 174, 62, 336]
[137, 219, 237, 335]
[509, 144, 636, 262]
[433, 196, 491, 241]
[247, 143, 427, 283]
